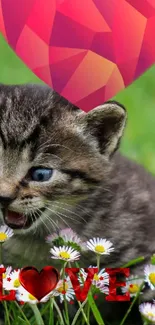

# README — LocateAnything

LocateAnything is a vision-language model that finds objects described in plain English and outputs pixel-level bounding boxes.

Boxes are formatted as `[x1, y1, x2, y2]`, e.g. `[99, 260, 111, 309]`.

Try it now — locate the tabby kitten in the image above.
[0, 84, 154, 323]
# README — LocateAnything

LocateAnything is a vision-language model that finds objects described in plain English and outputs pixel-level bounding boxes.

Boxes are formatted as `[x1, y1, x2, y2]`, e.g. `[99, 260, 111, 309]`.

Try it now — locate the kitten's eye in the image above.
[30, 168, 53, 182]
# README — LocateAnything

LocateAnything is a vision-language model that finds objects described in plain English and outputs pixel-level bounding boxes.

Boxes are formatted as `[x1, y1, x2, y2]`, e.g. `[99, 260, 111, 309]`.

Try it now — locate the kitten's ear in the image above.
[77, 101, 127, 157]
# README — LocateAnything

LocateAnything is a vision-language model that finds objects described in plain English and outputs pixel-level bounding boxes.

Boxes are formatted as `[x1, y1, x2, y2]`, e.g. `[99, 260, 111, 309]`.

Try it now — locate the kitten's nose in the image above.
[0, 196, 14, 207]
[0, 180, 18, 207]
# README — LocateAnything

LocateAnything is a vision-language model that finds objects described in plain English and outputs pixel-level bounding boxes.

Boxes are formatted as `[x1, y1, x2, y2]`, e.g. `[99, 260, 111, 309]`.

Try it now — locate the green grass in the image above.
[115, 65, 155, 175]
[0, 33, 155, 174]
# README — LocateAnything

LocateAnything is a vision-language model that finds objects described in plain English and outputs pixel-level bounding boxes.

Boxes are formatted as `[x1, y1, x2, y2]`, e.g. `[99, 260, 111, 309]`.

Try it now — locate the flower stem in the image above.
[77, 301, 90, 325]
[96, 254, 100, 271]
[0, 243, 3, 264]
[71, 299, 88, 325]
[143, 319, 150, 325]
[3, 301, 11, 325]
[122, 256, 144, 268]
[74, 261, 90, 324]
[87, 303, 90, 323]
[53, 298, 65, 325]
[0, 240, 10, 325]
[119, 282, 144, 325]
[62, 263, 70, 325]
[14, 302, 31, 325]
[49, 298, 54, 325]
[29, 304, 44, 325]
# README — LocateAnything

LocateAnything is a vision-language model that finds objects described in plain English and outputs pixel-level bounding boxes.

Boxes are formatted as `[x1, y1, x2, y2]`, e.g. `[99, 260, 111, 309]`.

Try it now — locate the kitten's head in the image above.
[0, 84, 126, 233]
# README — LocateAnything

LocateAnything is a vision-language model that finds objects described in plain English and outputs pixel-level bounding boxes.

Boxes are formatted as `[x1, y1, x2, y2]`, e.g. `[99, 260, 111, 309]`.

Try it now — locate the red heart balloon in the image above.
[19, 266, 59, 301]
[1, 0, 155, 111]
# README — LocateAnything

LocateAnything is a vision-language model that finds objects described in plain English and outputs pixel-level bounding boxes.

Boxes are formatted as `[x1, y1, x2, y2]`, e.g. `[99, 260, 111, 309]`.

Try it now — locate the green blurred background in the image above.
[0, 34, 155, 174]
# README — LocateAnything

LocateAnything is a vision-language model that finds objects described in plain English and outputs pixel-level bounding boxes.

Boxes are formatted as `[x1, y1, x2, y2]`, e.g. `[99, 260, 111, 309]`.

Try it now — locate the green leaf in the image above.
[88, 292, 105, 325]
[52, 237, 65, 247]
[151, 254, 155, 265]
[49, 299, 54, 325]
[29, 304, 44, 325]
[52, 238, 81, 252]
[66, 241, 81, 252]
[121, 256, 145, 268]
[17, 317, 29, 325]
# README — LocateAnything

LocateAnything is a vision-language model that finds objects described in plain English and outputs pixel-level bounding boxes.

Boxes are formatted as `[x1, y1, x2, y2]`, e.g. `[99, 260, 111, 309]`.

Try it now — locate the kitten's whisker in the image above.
[49, 200, 92, 219]
[42, 213, 59, 232]
[54, 212, 70, 229]
[37, 142, 74, 153]
[45, 206, 71, 229]
[35, 209, 53, 235]
[27, 206, 40, 235]
[20, 210, 29, 231]
[36, 208, 60, 233]
[27, 209, 38, 235]
[50, 144, 74, 153]
[35, 139, 53, 151]
[32, 211, 39, 235]
[46, 207, 81, 228]
[45, 206, 82, 225]
[35, 152, 62, 162]
[46, 202, 87, 223]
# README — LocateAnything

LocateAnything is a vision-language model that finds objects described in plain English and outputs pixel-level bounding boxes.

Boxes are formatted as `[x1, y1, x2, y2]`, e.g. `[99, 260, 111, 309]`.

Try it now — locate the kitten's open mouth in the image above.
[3, 208, 45, 229]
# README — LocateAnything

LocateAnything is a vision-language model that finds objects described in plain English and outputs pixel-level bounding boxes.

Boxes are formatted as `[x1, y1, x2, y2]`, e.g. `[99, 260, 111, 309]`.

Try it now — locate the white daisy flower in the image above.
[51, 277, 75, 303]
[0, 264, 12, 280]
[3, 269, 22, 291]
[60, 228, 81, 244]
[50, 245, 80, 262]
[46, 232, 59, 243]
[16, 286, 49, 304]
[79, 267, 109, 295]
[139, 303, 155, 323]
[86, 238, 114, 255]
[144, 264, 155, 290]
[46, 228, 82, 246]
[97, 283, 109, 295]
[79, 266, 109, 287]
[122, 275, 144, 297]
[0, 225, 14, 242]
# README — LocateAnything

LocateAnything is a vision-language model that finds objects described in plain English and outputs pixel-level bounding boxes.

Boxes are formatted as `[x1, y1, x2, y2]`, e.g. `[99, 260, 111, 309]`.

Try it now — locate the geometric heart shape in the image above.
[19, 266, 59, 301]
[1, 0, 155, 111]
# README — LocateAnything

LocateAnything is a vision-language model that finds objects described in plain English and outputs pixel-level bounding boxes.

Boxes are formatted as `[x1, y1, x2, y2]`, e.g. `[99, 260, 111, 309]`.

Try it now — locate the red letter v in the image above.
[65, 267, 98, 302]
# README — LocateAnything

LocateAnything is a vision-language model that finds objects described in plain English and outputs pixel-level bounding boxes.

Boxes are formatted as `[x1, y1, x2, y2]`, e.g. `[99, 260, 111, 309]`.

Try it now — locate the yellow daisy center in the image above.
[95, 245, 105, 253]
[13, 278, 20, 288]
[0, 233, 7, 241]
[147, 312, 154, 317]
[93, 274, 100, 281]
[28, 293, 36, 300]
[129, 284, 139, 293]
[2, 273, 6, 279]
[59, 251, 70, 259]
[57, 282, 69, 293]
[149, 273, 155, 285]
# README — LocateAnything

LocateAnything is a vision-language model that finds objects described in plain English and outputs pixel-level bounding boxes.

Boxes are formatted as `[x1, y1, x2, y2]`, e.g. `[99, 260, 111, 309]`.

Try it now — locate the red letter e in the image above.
[106, 268, 130, 301]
